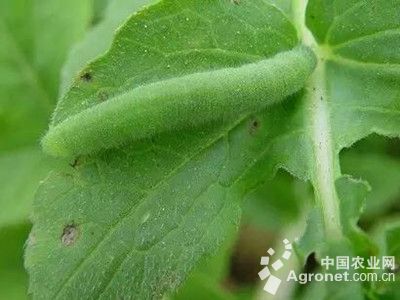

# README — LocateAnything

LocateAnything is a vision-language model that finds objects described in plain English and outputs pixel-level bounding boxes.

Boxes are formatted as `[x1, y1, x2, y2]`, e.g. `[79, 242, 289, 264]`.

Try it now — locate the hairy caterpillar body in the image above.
[42, 46, 316, 157]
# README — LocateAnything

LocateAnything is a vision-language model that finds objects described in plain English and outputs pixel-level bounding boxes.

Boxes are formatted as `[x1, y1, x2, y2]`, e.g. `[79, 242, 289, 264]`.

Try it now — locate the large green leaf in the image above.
[0, 0, 93, 297]
[0, 0, 92, 151]
[25, 0, 317, 298]
[294, 0, 400, 297]
[60, 0, 298, 94]
[60, 0, 159, 95]
[283, 0, 400, 245]
[26, 0, 400, 299]
[0, 0, 93, 225]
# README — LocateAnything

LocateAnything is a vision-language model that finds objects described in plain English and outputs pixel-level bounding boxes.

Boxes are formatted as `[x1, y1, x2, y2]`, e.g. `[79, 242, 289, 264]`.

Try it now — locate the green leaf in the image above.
[26, 0, 315, 298]
[0, 0, 93, 220]
[26, 0, 400, 299]
[341, 152, 400, 217]
[295, 176, 377, 260]
[26, 140, 242, 299]
[293, 1, 400, 296]
[0, 1, 93, 298]
[172, 234, 237, 300]
[243, 171, 310, 230]
[44, 45, 315, 157]
[32, 0, 93, 98]
[0, 148, 60, 227]
[60, 0, 160, 95]
[0, 224, 31, 300]
[305, 0, 400, 147]
[0, 0, 93, 151]
[45, 0, 316, 158]
[335, 176, 377, 256]
[281, 0, 400, 244]
[60, 0, 300, 94]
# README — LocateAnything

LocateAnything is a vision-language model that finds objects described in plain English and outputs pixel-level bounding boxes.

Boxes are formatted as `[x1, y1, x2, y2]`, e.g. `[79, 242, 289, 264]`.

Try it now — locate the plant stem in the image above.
[293, 0, 343, 239]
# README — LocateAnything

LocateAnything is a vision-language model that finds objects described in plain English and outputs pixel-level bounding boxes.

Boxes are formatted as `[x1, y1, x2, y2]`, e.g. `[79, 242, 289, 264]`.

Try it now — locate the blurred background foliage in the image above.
[0, 0, 399, 299]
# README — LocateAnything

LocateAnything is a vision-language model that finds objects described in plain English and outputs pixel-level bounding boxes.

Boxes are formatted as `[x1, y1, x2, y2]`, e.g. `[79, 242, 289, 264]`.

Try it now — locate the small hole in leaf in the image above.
[61, 224, 79, 246]
[248, 118, 261, 135]
[80, 72, 92, 82]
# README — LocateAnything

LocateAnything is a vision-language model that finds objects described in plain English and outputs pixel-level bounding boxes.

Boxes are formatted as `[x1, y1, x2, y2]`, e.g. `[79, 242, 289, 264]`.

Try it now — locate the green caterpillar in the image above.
[42, 46, 316, 157]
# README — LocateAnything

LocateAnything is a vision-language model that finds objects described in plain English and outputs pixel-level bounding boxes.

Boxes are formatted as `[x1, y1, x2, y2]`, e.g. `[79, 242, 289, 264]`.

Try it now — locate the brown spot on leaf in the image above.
[69, 157, 82, 168]
[248, 118, 261, 135]
[80, 72, 92, 82]
[61, 224, 79, 246]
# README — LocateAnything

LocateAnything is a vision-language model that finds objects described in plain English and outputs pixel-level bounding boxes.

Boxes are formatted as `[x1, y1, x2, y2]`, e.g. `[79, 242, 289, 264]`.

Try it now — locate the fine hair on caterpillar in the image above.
[42, 46, 316, 157]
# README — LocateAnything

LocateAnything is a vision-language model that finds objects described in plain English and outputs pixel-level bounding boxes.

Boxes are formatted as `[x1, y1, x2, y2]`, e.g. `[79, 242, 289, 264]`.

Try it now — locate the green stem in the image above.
[293, 0, 343, 239]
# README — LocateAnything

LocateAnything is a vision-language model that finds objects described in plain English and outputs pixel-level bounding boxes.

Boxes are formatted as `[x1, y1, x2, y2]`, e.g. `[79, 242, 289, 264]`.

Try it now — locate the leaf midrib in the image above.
[295, 0, 343, 238]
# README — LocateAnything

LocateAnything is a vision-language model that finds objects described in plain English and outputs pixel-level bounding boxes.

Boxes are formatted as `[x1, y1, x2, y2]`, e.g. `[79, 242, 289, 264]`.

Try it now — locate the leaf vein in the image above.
[52, 115, 247, 298]
[332, 27, 400, 48]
